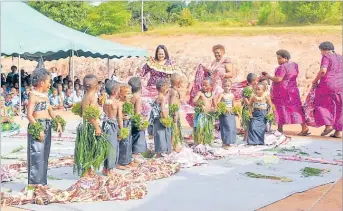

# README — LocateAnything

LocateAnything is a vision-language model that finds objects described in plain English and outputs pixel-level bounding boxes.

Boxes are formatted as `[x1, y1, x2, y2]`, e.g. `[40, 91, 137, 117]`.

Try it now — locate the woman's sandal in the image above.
[297, 129, 311, 136]
[330, 134, 342, 138]
[321, 128, 334, 136]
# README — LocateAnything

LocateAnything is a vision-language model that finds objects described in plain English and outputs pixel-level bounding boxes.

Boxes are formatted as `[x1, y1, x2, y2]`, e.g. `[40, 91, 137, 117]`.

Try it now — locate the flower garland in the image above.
[146, 57, 182, 75]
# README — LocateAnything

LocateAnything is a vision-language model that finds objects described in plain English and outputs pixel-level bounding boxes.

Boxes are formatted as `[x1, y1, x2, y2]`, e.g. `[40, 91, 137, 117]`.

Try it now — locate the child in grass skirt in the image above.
[73, 74, 112, 177]
[150, 79, 172, 157]
[169, 73, 184, 152]
[26, 68, 63, 185]
[192, 77, 216, 145]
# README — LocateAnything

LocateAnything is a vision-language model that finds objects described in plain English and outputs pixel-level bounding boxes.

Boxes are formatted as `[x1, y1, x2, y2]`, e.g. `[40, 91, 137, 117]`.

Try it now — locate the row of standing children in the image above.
[26, 68, 273, 185]
[192, 73, 273, 148]
[73, 73, 185, 177]
[241, 73, 273, 145]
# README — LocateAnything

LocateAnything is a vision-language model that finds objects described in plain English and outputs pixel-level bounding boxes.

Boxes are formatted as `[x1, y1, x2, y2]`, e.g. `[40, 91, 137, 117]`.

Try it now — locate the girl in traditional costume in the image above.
[26, 68, 63, 185]
[150, 79, 172, 157]
[169, 73, 184, 152]
[117, 84, 137, 169]
[192, 77, 216, 145]
[312, 42, 342, 138]
[101, 80, 122, 175]
[73, 74, 112, 177]
[128, 77, 148, 163]
[247, 82, 273, 145]
[216, 79, 237, 148]
[242, 73, 258, 141]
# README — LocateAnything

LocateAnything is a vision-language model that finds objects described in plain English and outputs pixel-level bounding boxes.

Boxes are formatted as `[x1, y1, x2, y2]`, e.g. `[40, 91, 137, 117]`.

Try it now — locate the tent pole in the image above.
[68, 55, 71, 77]
[72, 49, 75, 95]
[141, 0, 144, 32]
[107, 57, 110, 79]
[18, 55, 22, 118]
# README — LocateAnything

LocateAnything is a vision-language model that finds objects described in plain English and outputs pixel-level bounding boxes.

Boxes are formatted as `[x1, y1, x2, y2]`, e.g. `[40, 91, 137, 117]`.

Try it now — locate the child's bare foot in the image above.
[106, 169, 114, 176]
[102, 168, 108, 176]
[222, 144, 231, 150]
[129, 162, 138, 168]
[83, 169, 94, 177]
[155, 153, 163, 158]
[116, 165, 129, 170]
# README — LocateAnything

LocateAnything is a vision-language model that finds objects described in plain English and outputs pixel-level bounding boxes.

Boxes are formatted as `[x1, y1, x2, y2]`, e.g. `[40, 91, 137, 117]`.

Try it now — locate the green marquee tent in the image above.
[1, 2, 147, 61]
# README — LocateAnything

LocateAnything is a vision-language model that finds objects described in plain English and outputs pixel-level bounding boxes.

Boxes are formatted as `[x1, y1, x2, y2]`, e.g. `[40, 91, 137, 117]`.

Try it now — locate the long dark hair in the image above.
[154, 45, 170, 61]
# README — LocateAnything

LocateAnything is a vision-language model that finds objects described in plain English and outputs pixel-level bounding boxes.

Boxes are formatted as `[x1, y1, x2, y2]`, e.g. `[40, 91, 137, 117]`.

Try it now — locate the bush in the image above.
[178, 8, 195, 26]
[218, 19, 242, 27]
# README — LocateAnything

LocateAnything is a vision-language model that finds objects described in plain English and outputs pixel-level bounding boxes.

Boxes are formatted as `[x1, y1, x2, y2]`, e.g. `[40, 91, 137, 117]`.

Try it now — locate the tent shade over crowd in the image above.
[1, 2, 147, 61]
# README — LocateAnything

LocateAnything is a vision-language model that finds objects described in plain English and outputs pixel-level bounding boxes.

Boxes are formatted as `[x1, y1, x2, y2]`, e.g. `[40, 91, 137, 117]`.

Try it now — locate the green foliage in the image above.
[85, 2, 132, 36]
[217, 102, 227, 115]
[161, 116, 173, 128]
[178, 8, 195, 27]
[52, 116, 66, 132]
[131, 114, 149, 131]
[28, 122, 44, 141]
[72, 102, 82, 117]
[169, 104, 180, 116]
[118, 128, 130, 140]
[122, 102, 134, 116]
[28, 1, 341, 36]
[74, 121, 111, 176]
[279, 2, 337, 24]
[83, 105, 100, 120]
[243, 87, 254, 98]
[28, 1, 90, 31]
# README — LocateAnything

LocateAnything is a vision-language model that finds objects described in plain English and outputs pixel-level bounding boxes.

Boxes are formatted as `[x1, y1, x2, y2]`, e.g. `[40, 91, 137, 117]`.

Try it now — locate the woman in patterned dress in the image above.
[263, 49, 309, 135]
[186, 44, 234, 127]
[140, 45, 173, 87]
[312, 42, 342, 138]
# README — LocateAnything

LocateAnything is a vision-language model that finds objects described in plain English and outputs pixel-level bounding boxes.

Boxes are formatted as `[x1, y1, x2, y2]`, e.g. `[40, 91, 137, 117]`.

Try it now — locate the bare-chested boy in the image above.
[101, 80, 123, 175]
[128, 77, 147, 163]
[117, 84, 138, 170]
[192, 77, 216, 145]
[169, 73, 184, 151]
[74, 74, 112, 177]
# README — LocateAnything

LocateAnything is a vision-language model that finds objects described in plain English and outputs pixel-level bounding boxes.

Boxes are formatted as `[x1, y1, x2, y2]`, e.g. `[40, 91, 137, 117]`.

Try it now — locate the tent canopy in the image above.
[1, 2, 147, 61]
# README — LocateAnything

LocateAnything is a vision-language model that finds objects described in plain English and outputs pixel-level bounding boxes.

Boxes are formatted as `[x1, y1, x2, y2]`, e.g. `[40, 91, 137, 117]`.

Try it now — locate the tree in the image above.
[84, 2, 132, 36]
[28, 1, 90, 31]
[178, 8, 194, 26]
[279, 2, 333, 24]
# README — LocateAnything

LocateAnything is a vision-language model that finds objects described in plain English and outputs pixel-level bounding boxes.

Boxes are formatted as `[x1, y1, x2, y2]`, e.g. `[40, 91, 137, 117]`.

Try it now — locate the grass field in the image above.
[103, 22, 341, 38]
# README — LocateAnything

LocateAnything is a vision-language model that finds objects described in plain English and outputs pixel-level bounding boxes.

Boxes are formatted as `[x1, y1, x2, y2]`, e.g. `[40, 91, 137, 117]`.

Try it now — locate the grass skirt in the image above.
[193, 113, 215, 145]
[74, 121, 113, 176]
